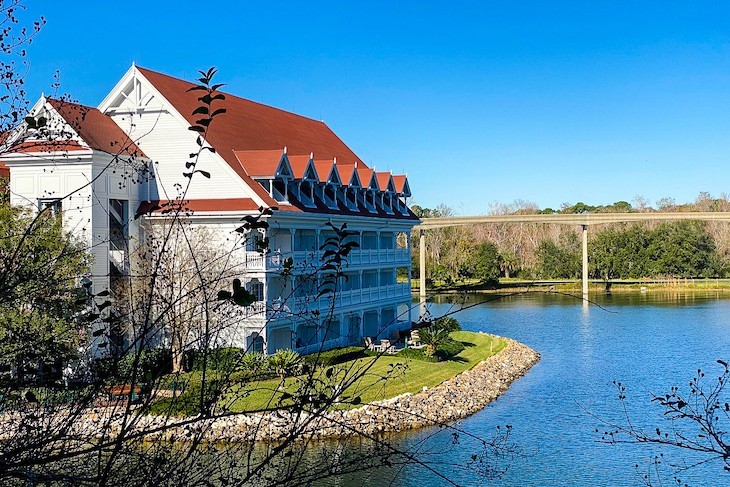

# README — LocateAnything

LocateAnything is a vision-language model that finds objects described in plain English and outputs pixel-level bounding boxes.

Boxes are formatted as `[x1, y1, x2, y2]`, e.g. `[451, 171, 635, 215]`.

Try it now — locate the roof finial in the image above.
[283, 146, 287, 154]
[355, 161, 358, 168]
[309, 151, 313, 159]
[333, 156, 337, 165]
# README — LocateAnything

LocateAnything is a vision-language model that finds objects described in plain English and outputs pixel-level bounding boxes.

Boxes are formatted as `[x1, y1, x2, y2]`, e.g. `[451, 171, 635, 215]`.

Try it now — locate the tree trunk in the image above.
[171, 334, 184, 374]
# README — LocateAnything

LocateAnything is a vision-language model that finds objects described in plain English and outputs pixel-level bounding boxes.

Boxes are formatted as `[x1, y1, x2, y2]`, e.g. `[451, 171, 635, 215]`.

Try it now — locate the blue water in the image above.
[315, 291, 730, 486]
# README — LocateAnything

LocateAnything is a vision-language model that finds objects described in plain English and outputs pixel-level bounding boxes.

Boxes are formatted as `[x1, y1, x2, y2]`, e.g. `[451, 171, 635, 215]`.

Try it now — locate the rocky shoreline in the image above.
[2, 336, 540, 443]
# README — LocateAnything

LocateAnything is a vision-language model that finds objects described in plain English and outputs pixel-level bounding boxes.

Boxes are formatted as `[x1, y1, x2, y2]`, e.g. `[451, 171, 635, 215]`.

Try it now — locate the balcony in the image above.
[239, 284, 412, 330]
[109, 249, 129, 274]
[291, 247, 410, 268]
[293, 282, 411, 314]
[236, 251, 287, 272]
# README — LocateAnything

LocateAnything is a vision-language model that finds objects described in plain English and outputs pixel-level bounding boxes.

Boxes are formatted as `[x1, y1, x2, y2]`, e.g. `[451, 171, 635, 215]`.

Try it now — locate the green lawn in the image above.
[226, 331, 506, 413]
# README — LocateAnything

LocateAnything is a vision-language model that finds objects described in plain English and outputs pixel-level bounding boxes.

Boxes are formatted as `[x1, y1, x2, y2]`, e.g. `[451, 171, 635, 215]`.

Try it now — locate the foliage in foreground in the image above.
[599, 360, 730, 484]
[0, 203, 88, 383]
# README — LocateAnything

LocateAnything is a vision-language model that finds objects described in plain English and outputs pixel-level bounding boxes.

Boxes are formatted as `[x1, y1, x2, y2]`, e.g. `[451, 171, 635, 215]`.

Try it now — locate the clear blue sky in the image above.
[18, 1, 730, 215]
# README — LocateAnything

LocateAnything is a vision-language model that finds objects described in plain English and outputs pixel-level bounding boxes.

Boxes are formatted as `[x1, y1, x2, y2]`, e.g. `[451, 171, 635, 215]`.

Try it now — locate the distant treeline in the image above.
[412, 193, 730, 283]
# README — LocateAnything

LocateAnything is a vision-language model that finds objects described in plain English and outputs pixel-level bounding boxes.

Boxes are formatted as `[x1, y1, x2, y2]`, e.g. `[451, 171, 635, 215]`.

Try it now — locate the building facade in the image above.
[1, 65, 418, 356]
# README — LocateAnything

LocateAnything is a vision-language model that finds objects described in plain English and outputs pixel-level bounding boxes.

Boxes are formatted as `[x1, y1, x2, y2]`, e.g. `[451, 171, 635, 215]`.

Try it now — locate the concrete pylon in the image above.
[419, 229, 426, 317]
[582, 224, 588, 298]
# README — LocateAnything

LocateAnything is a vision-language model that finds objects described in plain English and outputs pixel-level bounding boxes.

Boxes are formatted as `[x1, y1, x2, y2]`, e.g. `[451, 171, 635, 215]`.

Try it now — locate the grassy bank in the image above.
[215, 331, 506, 413]
[413, 278, 730, 294]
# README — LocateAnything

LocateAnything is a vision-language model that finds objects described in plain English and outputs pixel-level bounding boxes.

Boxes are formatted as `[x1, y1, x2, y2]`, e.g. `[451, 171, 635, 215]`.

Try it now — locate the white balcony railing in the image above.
[291, 247, 410, 268]
[109, 250, 129, 274]
[291, 282, 411, 314]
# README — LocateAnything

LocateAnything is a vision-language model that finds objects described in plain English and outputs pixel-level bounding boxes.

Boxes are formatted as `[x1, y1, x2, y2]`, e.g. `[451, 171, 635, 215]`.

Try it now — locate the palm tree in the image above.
[499, 251, 519, 279]
[419, 326, 450, 357]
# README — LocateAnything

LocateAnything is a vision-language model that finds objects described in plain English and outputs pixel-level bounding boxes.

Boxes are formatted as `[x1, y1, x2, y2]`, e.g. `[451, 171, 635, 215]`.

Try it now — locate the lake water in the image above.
[311, 291, 730, 486]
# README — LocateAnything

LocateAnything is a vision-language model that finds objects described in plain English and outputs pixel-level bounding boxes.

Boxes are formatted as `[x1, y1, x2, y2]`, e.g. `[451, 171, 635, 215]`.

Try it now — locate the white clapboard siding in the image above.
[108, 107, 259, 203]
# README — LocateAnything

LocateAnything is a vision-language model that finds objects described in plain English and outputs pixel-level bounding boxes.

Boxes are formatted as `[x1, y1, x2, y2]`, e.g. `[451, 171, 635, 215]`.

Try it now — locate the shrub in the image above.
[433, 316, 461, 332]
[94, 348, 172, 384]
[419, 326, 450, 357]
[148, 379, 224, 416]
[238, 351, 268, 374]
[185, 348, 244, 372]
[268, 349, 302, 378]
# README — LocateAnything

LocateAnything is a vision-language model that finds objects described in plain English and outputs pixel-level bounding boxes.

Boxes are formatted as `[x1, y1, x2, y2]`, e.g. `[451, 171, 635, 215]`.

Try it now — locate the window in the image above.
[379, 233, 395, 250]
[339, 272, 360, 291]
[109, 199, 128, 253]
[362, 270, 378, 288]
[38, 198, 62, 216]
[323, 318, 341, 341]
[245, 231, 263, 252]
[247, 278, 264, 302]
[294, 231, 317, 252]
[361, 232, 378, 250]
[294, 274, 316, 298]
[297, 181, 316, 207]
[247, 332, 264, 353]
[272, 179, 288, 202]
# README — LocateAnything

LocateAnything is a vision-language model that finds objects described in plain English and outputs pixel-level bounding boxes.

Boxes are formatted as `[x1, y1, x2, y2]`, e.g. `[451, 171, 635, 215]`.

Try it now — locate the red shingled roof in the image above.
[233, 149, 284, 178]
[135, 67, 416, 219]
[336, 163, 360, 187]
[138, 67, 363, 163]
[10, 140, 88, 153]
[48, 99, 146, 157]
[137, 67, 373, 209]
[287, 154, 315, 179]
[136, 198, 261, 217]
[392, 174, 410, 195]
[376, 172, 395, 192]
[357, 166, 378, 190]
[314, 159, 339, 184]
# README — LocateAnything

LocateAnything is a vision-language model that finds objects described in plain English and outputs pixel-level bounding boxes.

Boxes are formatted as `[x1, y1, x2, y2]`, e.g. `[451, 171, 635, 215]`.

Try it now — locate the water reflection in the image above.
[257, 291, 730, 485]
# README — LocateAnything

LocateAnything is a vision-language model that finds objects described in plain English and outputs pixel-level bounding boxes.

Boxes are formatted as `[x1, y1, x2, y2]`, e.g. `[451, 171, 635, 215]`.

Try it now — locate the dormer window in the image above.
[377, 192, 395, 215]
[360, 189, 377, 213]
[297, 180, 316, 208]
[346, 187, 358, 210]
[325, 184, 337, 202]
[271, 179, 288, 202]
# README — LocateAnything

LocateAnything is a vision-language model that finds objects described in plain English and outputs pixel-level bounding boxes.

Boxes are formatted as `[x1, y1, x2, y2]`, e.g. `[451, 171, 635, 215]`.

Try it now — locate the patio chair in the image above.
[363, 336, 376, 351]
[407, 329, 424, 349]
[379, 339, 396, 354]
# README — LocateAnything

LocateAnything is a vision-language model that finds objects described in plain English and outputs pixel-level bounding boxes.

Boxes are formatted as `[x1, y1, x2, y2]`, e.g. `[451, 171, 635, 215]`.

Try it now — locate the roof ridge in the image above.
[136, 66, 330, 126]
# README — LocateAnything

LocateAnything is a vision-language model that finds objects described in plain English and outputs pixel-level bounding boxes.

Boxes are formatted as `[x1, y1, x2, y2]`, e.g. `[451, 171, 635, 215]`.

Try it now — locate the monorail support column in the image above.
[419, 229, 427, 317]
[581, 224, 588, 298]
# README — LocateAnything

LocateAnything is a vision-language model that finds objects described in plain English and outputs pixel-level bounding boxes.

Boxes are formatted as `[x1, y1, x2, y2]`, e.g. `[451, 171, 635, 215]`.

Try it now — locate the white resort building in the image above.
[0, 65, 419, 357]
